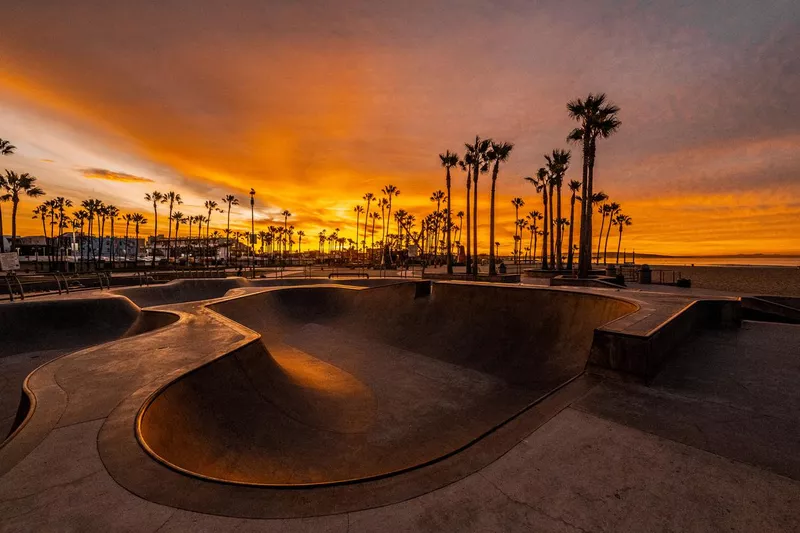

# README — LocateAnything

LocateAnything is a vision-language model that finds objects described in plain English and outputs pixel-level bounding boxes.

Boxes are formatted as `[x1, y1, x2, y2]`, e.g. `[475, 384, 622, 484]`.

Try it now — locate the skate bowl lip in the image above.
[133, 281, 642, 488]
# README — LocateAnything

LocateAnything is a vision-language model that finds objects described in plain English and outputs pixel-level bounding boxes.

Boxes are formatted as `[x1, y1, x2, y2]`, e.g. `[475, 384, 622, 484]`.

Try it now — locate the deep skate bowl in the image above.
[138, 282, 637, 486]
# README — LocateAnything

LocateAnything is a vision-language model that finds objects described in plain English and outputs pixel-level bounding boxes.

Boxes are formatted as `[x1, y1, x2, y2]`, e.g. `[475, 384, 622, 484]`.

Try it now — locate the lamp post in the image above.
[249, 188, 256, 279]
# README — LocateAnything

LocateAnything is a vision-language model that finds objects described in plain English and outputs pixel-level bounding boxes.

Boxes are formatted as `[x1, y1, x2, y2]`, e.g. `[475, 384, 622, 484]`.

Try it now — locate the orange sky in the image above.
[1, 1, 799, 255]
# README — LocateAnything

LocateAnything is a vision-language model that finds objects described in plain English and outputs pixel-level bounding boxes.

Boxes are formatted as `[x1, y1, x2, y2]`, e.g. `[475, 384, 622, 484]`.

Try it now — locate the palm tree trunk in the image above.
[472, 172, 478, 276]
[465, 172, 471, 275]
[488, 173, 498, 275]
[596, 212, 606, 264]
[167, 205, 173, 262]
[578, 132, 591, 278]
[556, 182, 563, 270]
[10, 198, 19, 251]
[603, 214, 614, 264]
[124, 221, 130, 264]
[0, 204, 4, 253]
[567, 195, 577, 270]
[548, 184, 555, 269]
[616, 227, 623, 265]
[541, 190, 548, 270]
[152, 206, 158, 269]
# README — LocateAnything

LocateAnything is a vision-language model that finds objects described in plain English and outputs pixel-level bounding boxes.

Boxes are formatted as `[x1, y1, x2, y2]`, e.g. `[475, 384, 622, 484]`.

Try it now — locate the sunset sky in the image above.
[1, 0, 798, 255]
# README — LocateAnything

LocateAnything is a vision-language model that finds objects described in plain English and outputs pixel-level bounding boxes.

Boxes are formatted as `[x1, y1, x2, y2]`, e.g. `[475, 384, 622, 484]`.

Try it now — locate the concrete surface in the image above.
[0, 278, 798, 531]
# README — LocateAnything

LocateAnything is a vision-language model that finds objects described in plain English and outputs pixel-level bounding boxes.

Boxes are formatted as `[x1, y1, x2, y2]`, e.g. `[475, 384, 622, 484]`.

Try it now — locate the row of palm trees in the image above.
[1, 138, 46, 254]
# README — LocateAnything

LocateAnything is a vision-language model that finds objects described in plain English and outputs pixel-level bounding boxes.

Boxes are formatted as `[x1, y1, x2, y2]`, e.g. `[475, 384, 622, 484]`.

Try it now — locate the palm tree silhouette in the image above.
[566, 180, 581, 269]
[465, 136, 492, 276]
[429, 189, 446, 262]
[144, 191, 165, 267]
[0, 139, 16, 156]
[106, 205, 119, 265]
[123, 213, 133, 263]
[52, 197, 73, 264]
[511, 198, 525, 264]
[362, 193, 374, 254]
[592, 192, 610, 264]
[381, 185, 400, 251]
[525, 168, 549, 269]
[567, 93, 621, 277]
[132, 213, 147, 262]
[459, 157, 472, 274]
[487, 141, 514, 275]
[369, 212, 380, 260]
[297, 230, 305, 255]
[438, 150, 459, 273]
[526, 210, 542, 265]
[353, 205, 364, 253]
[603, 202, 621, 264]
[171, 211, 187, 260]
[545, 149, 571, 269]
[613, 213, 632, 264]
[281, 209, 291, 258]
[2, 170, 45, 250]
[164, 192, 182, 262]
[223, 195, 239, 263]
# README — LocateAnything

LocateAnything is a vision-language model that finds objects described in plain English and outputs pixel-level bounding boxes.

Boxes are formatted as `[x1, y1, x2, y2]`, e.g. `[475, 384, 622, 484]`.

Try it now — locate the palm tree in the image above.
[171, 211, 187, 259]
[123, 213, 133, 263]
[526, 210, 542, 265]
[524, 168, 549, 269]
[465, 136, 492, 275]
[511, 198, 525, 264]
[437, 150, 459, 273]
[353, 205, 364, 250]
[603, 202, 621, 264]
[1, 171, 45, 250]
[459, 158, 472, 274]
[106, 205, 119, 265]
[545, 149, 571, 269]
[613, 213, 632, 264]
[567, 93, 622, 277]
[281, 209, 291, 258]
[297, 230, 305, 254]
[566, 180, 581, 270]
[132, 213, 147, 262]
[369, 212, 380, 259]
[164, 192, 182, 262]
[362, 192, 374, 254]
[223, 195, 239, 263]
[144, 191, 165, 267]
[381, 185, 400, 249]
[0, 139, 16, 156]
[204, 200, 219, 262]
[429, 189, 446, 261]
[485, 141, 514, 275]
[52, 197, 73, 264]
[593, 193, 610, 264]
[195, 215, 208, 263]
[72, 210, 88, 268]
[32, 203, 49, 264]
[95, 201, 109, 267]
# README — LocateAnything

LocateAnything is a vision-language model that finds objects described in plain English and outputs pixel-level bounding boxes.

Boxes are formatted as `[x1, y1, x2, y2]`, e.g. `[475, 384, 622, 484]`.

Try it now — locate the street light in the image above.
[249, 188, 256, 278]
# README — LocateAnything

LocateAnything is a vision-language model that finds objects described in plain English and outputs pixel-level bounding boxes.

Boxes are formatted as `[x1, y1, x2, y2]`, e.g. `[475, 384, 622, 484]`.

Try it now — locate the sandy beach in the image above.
[649, 265, 800, 296]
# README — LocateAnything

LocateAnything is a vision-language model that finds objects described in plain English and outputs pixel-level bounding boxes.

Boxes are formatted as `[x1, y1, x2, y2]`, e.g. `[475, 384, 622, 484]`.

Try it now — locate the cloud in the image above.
[80, 167, 154, 183]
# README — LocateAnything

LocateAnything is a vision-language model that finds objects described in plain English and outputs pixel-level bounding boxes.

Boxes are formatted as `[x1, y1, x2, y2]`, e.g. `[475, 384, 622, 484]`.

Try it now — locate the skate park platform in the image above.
[1, 278, 798, 531]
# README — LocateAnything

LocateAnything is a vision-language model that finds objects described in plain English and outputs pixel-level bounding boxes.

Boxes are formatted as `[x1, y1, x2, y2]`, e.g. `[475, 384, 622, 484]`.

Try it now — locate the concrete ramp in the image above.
[138, 282, 636, 485]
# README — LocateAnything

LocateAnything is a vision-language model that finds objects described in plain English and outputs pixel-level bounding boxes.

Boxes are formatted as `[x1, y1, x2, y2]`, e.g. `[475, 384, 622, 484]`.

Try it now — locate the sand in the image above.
[649, 266, 800, 297]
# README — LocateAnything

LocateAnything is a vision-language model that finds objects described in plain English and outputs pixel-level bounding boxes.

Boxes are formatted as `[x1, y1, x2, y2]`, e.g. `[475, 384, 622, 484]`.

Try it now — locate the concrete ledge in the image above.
[742, 296, 800, 324]
[589, 299, 742, 379]
[422, 273, 521, 283]
[550, 275, 624, 289]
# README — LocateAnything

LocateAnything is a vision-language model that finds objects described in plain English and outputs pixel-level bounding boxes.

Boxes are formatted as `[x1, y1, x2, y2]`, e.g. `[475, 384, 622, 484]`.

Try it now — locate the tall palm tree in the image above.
[106, 205, 119, 265]
[380, 185, 400, 249]
[2, 171, 45, 250]
[72, 210, 88, 268]
[603, 202, 621, 264]
[222, 195, 239, 263]
[95, 201, 108, 267]
[566, 180, 581, 270]
[438, 150, 459, 274]
[486, 142, 513, 275]
[132, 213, 147, 262]
[613, 213, 632, 264]
[567, 93, 621, 277]
[297, 230, 305, 254]
[195, 215, 208, 262]
[171, 211, 187, 259]
[511, 198, 525, 264]
[281, 209, 292, 258]
[123, 213, 133, 263]
[459, 158, 472, 274]
[465, 136, 492, 275]
[429, 190, 446, 261]
[353, 205, 364, 250]
[545, 149, 571, 269]
[164, 192, 182, 262]
[0, 139, 16, 156]
[52, 197, 73, 264]
[362, 192, 374, 254]
[144, 191, 165, 267]
[204, 200, 219, 262]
